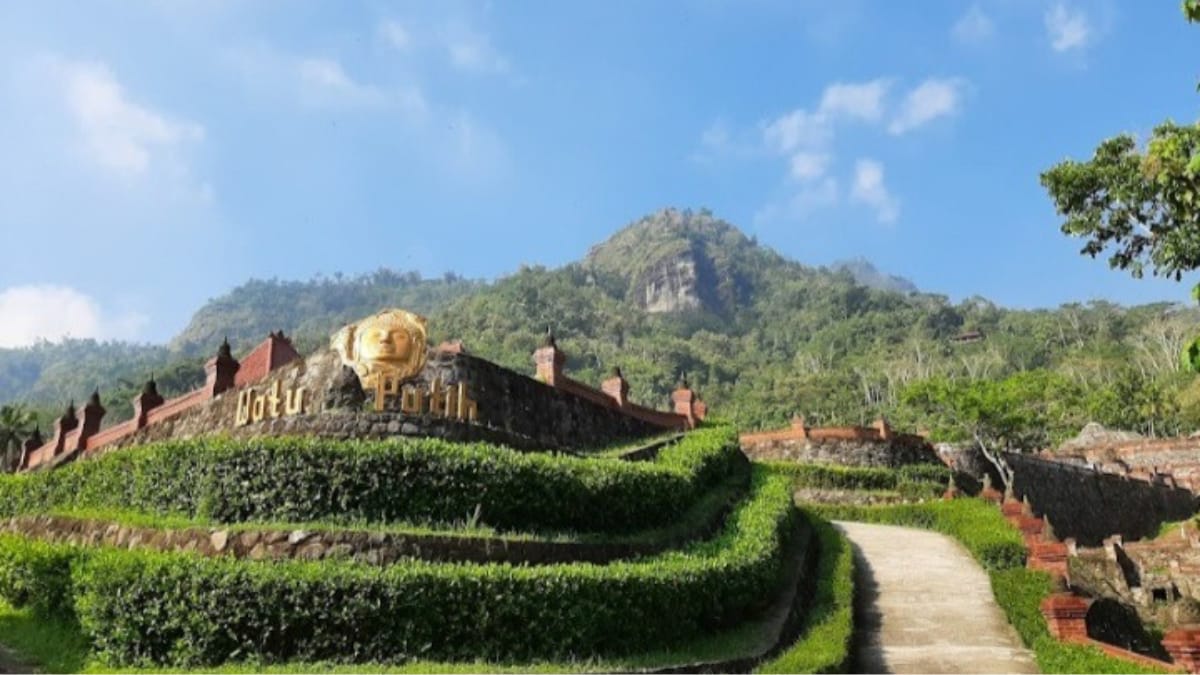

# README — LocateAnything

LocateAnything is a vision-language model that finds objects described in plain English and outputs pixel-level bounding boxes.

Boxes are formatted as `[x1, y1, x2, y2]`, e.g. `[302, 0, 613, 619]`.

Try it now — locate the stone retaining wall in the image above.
[1007, 453, 1198, 547]
[740, 435, 939, 468]
[104, 348, 680, 454]
[0, 503, 738, 566]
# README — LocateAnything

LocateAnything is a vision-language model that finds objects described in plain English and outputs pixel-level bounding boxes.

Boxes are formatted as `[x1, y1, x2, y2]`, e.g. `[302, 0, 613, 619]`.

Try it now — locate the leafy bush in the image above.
[766, 461, 949, 501]
[897, 463, 951, 485]
[1, 468, 796, 668]
[0, 426, 743, 535]
[0, 535, 80, 620]
[756, 513, 854, 674]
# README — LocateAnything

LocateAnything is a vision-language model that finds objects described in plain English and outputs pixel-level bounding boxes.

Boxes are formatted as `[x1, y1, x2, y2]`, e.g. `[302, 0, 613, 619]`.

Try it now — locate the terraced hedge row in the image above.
[0, 426, 743, 535]
[0, 467, 797, 668]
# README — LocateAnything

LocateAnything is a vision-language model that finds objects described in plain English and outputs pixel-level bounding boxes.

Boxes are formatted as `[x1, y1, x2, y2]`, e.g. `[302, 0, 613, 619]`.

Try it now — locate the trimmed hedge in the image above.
[0, 426, 743, 535]
[765, 461, 949, 494]
[756, 513, 854, 674]
[0, 467, 797, 668]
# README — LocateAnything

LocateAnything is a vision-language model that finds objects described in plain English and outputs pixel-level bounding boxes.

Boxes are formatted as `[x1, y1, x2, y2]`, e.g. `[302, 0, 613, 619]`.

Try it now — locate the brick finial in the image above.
[132, 376, 165, 428]
[50, 400, 78, 456]
[875, 416, 892, 440]
[1163, 628, 1200, 673]
[1041, 593, 1090, 642]
[672, 374, 698, 429]
[19, 426, 43, 469]
[791, 414, 809, 439]
[74, 389, 107, 451]
[601, 367, 629, 408]
[205, 337, 240, 396]
[533, 327, 565, 386]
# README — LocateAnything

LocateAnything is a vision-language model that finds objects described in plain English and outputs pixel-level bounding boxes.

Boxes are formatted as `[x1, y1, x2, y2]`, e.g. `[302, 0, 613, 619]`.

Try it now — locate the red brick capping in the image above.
[20, 333, 300, 472]
[1164, 628, 1200, 673]
[532, 330, 702, 431]
[1041, 593, 1090, 642]
[738, 415, 926, 448]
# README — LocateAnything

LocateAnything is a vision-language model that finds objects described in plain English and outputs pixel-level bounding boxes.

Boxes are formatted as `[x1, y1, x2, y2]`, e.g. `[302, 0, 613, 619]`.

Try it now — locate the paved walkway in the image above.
[836, 521, 1039, 674]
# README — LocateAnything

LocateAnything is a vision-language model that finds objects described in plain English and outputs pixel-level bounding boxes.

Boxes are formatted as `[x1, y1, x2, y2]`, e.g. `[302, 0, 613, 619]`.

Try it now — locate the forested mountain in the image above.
[2, 207, 1198, 440]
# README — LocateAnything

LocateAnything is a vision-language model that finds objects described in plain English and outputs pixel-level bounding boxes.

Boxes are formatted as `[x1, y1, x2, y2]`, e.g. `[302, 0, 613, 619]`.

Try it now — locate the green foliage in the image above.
[765, 461, 950, 506]
[0, 468, 796, 668]
[0, 535, 80, 620]
[5, 209, 1200, 440]
[0, 403, 36, 472]
[0, 427, 742, 535]
[755, 514, 854, 674]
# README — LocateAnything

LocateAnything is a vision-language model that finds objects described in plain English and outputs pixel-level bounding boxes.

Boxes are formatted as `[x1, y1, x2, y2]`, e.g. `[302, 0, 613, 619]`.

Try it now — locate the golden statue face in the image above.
[332, 309, 428, 387]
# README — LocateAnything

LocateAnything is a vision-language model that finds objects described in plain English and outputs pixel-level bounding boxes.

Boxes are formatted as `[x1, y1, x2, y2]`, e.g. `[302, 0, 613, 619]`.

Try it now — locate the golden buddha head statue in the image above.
[332, 309, 428, 387]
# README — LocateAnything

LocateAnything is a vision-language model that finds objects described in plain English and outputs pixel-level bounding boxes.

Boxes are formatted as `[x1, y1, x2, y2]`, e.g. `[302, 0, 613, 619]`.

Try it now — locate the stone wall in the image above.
[740, 423, 939, 468]
[1007, 453, 1198, 547]
[0, 509, 733, 566]
[105, 347, 680, 454]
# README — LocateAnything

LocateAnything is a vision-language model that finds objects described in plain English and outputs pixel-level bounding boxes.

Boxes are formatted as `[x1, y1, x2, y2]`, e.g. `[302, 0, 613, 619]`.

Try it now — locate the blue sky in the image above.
[0, 0, 1197, 346]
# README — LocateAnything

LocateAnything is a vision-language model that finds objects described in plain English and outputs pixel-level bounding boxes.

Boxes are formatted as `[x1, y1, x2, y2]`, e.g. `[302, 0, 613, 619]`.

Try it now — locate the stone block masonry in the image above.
[739, 415, 940, 468]
[1006, 452, 1198, 547]
[22, 321, 708, 471]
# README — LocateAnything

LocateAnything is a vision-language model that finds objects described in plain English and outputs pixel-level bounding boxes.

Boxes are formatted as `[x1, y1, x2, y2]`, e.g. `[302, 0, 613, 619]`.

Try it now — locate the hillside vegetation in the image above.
[2, 208, 1198, 441]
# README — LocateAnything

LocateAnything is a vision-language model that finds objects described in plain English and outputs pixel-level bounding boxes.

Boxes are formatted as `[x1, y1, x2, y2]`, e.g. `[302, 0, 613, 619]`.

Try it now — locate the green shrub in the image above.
[767, 461, 948, 500]
[756, 513, 854, 674]
[0, 535, 82, 620]
[765, 462, 896, 491]
[11, 467, 794, 667]
[0, 426, 743, 535]
[897, 463, 951, 485]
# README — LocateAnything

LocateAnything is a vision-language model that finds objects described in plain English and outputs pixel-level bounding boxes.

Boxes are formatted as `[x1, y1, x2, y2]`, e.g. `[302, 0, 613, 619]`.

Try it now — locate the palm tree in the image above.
[0, 404, 36, 473]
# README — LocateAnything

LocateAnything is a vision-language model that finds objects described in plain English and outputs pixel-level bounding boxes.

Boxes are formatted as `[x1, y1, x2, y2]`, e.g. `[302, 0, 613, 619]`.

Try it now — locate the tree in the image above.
[0, 404, 35, 473]
[899, 376, 1048, 486]
[1042, 3, 1200, 370]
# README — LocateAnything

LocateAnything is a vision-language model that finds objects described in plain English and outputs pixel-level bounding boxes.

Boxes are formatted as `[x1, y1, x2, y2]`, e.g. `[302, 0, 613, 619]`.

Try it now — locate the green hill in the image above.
[2, 207, 1198, 436]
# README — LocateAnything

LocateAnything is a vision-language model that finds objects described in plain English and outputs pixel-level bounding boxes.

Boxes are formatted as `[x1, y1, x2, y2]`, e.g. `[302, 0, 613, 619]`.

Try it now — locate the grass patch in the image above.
[0, 599, 89, 673]
[756, 513, 854, 674]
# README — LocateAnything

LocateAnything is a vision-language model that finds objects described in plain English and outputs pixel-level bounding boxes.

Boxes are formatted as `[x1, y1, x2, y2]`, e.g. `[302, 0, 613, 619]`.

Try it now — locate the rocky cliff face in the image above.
[584, 208, 760, 316]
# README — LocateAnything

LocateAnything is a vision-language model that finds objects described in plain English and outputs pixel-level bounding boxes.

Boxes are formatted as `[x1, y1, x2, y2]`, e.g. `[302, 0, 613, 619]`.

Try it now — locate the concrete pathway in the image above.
[836, 521, 1039, 674]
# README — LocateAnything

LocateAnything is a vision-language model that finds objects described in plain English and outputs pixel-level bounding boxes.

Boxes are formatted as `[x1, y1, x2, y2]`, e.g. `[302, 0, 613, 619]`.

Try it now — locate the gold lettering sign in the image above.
[374, 375, 477, 422]
[236, 381, 308, 426]
[332, 309, 428, 390]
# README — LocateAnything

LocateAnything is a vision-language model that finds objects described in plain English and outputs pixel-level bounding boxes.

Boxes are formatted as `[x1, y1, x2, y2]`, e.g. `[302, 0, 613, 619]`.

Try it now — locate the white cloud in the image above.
[755, 177, 840, 225]
[850, 159, 899, 224]
[818, 79, 890, 122]
[379, 19, 410, 50]
[56, 60, 203, 176]
[0, 285, 148, 348]
[789, 152, 831, 181]
[1045, 4, 1091, 52]
[888, 78, 966, 135]
[297, 58, 390, 107]
[763, 109, 832, 154]
[445, 26, 509, 74]
[952, 5, 994, 44]
[762, 79, 891, 154]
